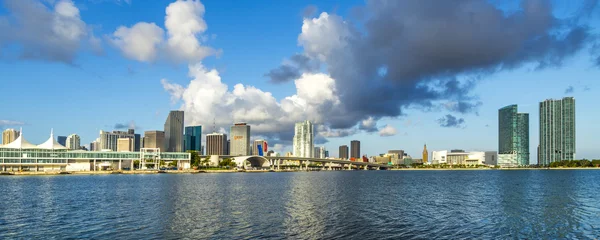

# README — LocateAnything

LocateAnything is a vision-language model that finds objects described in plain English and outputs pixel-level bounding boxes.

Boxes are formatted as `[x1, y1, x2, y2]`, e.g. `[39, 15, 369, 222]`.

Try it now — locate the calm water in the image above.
[0, 170, 599, 239]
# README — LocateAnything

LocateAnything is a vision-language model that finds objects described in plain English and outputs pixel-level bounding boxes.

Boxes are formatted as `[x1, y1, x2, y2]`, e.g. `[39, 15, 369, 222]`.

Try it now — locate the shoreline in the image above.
[1, 167, 599, 176]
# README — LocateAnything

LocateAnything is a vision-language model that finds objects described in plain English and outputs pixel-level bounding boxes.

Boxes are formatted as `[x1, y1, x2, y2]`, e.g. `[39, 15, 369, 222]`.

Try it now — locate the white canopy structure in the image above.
[0, 128, 37, 149]
[36, 129, 67, 150]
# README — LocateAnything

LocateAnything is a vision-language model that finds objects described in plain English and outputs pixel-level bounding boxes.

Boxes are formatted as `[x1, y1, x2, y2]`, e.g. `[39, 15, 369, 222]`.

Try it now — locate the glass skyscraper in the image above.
[164, 111, 184, 152]
[293, 120, 313, 158]
[184, 126, 202, 152]
[498, 105, 529, 166]
[539, 97, 576, 166]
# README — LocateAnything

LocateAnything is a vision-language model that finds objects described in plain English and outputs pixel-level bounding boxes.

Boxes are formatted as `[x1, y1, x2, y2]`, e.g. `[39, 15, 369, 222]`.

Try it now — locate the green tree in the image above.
[188, 150, 200, 167]
[133, 160, 140, 169]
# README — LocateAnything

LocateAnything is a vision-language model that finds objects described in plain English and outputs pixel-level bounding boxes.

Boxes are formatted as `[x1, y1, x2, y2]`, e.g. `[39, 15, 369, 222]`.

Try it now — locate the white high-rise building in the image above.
[293, 120, 313, 158]
[230, 123, 250, 156]
[66, 134, 80, 150]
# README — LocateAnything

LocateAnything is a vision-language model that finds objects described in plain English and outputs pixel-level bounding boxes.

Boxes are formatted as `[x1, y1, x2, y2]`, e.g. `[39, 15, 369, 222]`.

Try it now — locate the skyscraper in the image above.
[314, 147, 321, 159]
[100, 130, 135, 151]
[184, 125, 202, 152]
[539, 97, 576, 166]
[498, 104, 530, 166]
[293, 120, 313, 158]
[206, 133, 227, 155]
[117, 138, 134, 152]
[253, 140, 267, 156]
[66, 134, 81, 150]
[351, 140, 361, 159]
[57, 136, 67, 147]
[143, 131, 165, 152]
[339, 145, 349, 159]
[422, 144, 428, 164]
[2, 128, 20, 145]
[164, 110, 184, 152]
[230, 123, 250, 156]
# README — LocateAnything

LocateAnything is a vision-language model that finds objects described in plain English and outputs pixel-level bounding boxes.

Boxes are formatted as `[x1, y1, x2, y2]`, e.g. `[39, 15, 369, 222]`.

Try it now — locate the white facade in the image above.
[431, 150, 497, 165]
[498, 153, 518, 167]
[66, 134, 80, 150]
[293, 121, 313, 158]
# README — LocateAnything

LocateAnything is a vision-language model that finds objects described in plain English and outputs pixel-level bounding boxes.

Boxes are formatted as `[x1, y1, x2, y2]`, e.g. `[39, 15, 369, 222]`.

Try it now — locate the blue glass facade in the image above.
[498, 105, 529, 166]
[184, 126, 202, 152]
[57, 136, 67, 147]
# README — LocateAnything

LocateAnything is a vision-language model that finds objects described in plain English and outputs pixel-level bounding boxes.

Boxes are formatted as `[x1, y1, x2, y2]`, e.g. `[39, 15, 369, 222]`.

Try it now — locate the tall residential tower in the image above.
[293, 120, 313, 158]
[351, 140, 360, 159]
[539, 97, 576, 166]
[230, 123, 250, 156]
[498, 105, 529, 166]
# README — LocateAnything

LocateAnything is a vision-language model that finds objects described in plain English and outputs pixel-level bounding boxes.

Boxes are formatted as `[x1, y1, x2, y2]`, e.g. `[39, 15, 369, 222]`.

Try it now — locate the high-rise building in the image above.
[133, 133, 141, 152]
[339, 145, 349, 159]
[117, 138, 134, 152]
[318, 146, 326, 158]
[230, 123, 250, 156]
[422, 144, 428, 164]
[351, 140, 361, 159]
[2, 128, 20, 145]
[90, 138, 100, 151]
[57, 136, 67, 147]
[293, 120, 314, 158]
[164, 110, 184, 152]
[100, 130, 135, 151]
[253, 140, 267, 156]
[206, 133, 227, 155]
[66, 134, 81, 150]
[324, 150, 329, 158]
[184, 125, 202, 152]
[539, 97, 576, 166]
[314, 147, 321, 159]
[143, 131, 165, 152]
[498, 104, 530, 166]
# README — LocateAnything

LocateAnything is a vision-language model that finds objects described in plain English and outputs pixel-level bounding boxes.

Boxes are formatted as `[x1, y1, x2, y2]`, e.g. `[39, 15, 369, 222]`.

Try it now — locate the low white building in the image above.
[431, 150, 498, 165]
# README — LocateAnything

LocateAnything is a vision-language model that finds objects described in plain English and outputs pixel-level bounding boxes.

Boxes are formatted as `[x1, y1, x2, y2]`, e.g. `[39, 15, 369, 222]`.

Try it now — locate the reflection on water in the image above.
[0, 170, 599, 239]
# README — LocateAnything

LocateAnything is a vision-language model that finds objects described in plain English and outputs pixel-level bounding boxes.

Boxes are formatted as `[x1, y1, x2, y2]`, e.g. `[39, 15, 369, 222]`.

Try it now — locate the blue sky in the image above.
[1, 0, 599, 162]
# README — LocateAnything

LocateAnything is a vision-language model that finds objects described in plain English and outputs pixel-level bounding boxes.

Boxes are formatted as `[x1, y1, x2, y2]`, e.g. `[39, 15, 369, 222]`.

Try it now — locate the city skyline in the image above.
[1, 1, 600, 162]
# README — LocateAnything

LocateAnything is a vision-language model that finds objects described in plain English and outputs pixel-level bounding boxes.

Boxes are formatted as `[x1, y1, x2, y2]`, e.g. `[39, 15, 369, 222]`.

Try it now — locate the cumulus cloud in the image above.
[109, 0, 218, 63]
[0, 0, 102, 64]
[358, 117, 378, 132]
[264, 53, 319, 83]
[437, 115, 466, 128]
[267, 0, 597, 134]
[378, 124, 397, 137]
[162, 64, 341, 144]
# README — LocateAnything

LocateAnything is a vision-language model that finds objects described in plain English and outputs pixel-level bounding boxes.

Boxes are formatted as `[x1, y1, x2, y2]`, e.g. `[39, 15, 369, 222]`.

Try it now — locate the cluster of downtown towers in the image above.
[499, 97, 576, 166]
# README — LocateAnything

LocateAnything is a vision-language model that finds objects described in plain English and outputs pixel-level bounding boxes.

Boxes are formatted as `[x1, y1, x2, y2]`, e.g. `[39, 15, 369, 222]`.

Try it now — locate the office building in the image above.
[100, 130, 135, 151]
[230, 123, 250, 156]
[57, 136, 67, 147]
[351, 140, 360, 159]
[339, 145, 349, 159]
[164, 111, 184, 152]
[184, 125, 202, 152]
[422, 144, 428, 164]
[253, 140, 267, 156]
[293, 120, 314, 158]
[539, 97, 576, 166]
[66, 134, 81, 150]
[2, 128, 20, 145]
[134, 133, 141, 152]
[498, 104, 530, 166]
[117, 138, 134, 152]
[90, 138, 100, 151]
[143, 131, 165, 152]
[314, 147, 321, 159]
[206, 133, 227, 155]
[324, 150, 329, 158]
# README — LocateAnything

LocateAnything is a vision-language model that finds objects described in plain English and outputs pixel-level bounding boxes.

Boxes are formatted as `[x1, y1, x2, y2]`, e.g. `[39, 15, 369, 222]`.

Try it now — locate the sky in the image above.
[1, 0, 599, 163]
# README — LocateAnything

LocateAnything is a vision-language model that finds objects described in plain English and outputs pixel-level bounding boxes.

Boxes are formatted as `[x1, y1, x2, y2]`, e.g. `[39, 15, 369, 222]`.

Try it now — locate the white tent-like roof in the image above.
[36, 129, 67, 150]
[0, 129, 37, 149]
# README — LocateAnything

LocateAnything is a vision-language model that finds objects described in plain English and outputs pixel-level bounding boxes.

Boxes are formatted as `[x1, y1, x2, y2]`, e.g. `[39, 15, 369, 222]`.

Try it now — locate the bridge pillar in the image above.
[377, 166, 381, 170]
[329, 162, 333, 171]
[306, 161, 310, 171]
[277, 159, 281, 170]
[364, 165, 368, 170]
[298, 160, 303, 171]
[348, 163, 352, 170]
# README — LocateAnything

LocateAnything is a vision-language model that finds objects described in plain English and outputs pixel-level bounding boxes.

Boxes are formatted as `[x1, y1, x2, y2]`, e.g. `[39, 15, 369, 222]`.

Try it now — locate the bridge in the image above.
[199, 155, 391, 170]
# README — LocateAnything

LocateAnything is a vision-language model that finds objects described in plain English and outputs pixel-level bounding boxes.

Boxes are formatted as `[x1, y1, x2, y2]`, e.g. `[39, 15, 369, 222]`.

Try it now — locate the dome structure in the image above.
[36, 129, 67, 150]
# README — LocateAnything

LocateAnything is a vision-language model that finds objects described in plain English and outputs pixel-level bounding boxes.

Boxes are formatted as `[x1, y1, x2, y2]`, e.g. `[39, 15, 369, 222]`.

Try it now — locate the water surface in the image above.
[0, 170, 599, 239]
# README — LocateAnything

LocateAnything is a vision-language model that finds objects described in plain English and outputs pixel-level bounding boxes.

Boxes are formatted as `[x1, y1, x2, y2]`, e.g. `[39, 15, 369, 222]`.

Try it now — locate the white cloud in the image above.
[0, 0, 100, 63]
[0, 120, 25, 126]
[109, 0, 217, 63]
[379, 124, 397, 137]
[162, 64, 341, 141]
[298, 12, 351, 62]
[110, 22, 164, 62]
